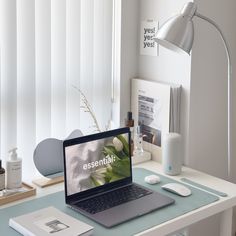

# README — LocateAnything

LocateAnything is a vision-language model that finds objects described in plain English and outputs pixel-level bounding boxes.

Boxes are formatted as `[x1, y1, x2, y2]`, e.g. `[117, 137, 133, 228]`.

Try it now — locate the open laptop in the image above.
[63, 127, 174, 228]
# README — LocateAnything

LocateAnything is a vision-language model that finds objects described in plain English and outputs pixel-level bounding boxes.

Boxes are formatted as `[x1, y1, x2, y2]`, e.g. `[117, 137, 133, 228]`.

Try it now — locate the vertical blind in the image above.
[0, 0, 113, 180]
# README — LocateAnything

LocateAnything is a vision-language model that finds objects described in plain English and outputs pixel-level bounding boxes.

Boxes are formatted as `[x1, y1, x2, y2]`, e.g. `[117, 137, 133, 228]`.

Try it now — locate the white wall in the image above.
[188, 1, 236, 234]
[138, 0, 192, 162]
[189, 0, 236, 179]
[188, 0, 236, 181]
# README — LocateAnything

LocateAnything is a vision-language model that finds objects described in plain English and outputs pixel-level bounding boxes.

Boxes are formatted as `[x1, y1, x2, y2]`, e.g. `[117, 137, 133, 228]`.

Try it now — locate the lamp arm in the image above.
[195, 12, 232, 180]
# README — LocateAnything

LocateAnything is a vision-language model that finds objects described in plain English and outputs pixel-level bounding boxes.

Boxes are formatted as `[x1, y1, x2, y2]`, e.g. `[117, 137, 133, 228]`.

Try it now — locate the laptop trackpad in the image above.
[93, 192, 174, 228]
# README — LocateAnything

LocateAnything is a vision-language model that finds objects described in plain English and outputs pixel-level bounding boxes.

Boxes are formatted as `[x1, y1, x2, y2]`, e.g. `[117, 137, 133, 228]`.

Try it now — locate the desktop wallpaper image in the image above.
[65, 134, 131, 196]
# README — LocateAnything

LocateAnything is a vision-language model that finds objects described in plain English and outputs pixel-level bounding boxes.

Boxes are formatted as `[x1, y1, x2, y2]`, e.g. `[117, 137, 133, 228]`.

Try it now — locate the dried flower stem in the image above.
[72, 85, 101, 132]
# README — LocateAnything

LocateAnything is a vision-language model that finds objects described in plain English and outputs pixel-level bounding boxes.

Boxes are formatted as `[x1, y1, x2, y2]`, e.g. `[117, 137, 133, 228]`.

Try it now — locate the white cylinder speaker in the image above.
[162, 133, 183, 175]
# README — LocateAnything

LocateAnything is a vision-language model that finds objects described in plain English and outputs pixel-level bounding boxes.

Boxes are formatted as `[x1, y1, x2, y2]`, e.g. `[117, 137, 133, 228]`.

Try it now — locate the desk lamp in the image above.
[154, 2, 232, 179]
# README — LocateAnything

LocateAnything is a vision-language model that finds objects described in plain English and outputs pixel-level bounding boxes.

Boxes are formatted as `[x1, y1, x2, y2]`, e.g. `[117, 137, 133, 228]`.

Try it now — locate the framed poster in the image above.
[140, 20, 159, 56]
[131, 78, 171, 161]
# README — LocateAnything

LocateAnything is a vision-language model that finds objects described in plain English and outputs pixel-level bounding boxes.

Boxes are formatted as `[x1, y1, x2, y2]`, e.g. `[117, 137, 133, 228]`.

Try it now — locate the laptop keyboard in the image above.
[75, 184, 152, 214]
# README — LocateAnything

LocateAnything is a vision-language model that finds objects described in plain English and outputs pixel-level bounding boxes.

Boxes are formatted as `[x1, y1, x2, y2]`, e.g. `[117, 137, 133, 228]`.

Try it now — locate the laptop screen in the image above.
[64, 128, 131, 197]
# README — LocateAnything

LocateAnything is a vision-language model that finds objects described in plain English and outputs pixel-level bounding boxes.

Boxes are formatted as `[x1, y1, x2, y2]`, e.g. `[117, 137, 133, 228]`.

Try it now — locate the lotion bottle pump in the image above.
[6, 148, 22, 189]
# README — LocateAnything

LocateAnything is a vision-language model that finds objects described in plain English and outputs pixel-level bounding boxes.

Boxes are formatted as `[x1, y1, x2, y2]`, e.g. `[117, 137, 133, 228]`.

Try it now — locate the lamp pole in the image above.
[155, 2, 232, 180]
[195, 12, 232, 180]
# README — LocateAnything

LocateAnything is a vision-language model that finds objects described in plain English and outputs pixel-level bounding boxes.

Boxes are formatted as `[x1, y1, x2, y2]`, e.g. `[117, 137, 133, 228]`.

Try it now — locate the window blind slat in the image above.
[80, 0, 95, 134]
[35, 0, 52, 143]
[51, 0, 67, 139]
[17, 0, 36, 179]
[0, 0, 17, 161]
[66, 0, 81, 135]
[93, 0, 113, 131]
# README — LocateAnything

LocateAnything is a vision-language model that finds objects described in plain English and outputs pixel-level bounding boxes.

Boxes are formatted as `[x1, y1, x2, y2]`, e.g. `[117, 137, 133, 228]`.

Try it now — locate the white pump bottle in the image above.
[6, 148, 22, 189]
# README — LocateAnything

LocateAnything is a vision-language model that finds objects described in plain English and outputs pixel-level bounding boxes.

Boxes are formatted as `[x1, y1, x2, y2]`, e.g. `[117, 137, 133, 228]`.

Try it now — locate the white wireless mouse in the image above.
[144, 175, 160, 184]
[161, 183, 192, 197]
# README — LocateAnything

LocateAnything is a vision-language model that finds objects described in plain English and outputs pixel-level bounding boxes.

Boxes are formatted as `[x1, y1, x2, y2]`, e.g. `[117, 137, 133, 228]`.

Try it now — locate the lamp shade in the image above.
[154, 2, 197, 54]
[154, 15, 194, 54]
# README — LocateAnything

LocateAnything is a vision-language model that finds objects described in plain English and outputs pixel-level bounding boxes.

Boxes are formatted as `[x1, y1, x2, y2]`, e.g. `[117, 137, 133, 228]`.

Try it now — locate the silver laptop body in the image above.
[63, 127, 174, 228]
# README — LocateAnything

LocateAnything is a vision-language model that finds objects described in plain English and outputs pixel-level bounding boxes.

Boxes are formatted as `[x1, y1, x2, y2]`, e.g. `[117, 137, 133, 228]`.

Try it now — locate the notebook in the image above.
[9, 206, 93, 236]
[63, 127, 174, 228]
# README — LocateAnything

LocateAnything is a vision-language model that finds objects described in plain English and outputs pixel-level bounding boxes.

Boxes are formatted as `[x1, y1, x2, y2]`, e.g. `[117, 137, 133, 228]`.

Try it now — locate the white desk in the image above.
[1, 161, 236, 236]
[135, 161, 236, 236]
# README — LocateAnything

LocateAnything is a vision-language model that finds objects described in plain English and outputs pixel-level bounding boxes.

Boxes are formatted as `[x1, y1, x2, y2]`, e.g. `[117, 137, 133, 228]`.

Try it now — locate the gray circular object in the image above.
[33, 138, 63, 177]
[33, 129, 83, 177]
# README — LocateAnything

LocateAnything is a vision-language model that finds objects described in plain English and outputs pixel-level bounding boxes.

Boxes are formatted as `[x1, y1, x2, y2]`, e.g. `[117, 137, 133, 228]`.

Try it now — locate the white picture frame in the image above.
[131, 78, 171, 162]
[140, 20, 159, 56]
